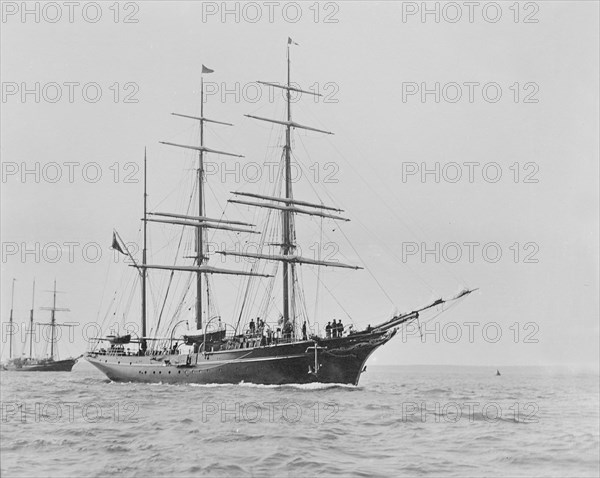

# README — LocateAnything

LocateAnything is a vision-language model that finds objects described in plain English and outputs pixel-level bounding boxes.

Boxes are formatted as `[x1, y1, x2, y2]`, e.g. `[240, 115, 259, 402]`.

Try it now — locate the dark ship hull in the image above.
[86, 330, 396, 385]
[2, 357, 78, 372]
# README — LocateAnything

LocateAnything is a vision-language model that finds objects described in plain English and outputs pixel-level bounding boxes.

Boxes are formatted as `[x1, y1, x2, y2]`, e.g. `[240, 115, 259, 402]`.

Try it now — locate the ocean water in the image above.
[1, 364, 598, 478]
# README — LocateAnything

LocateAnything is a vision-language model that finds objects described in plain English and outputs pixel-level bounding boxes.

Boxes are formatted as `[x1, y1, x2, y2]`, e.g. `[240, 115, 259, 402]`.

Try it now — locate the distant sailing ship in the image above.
[86, 40, 474, 385]
[2, 279, 79, 372]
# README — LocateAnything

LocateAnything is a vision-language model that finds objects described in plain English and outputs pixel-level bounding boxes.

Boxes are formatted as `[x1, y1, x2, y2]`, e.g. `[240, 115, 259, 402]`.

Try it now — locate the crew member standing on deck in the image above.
[331, 319, 338, 338]
[338, 320, 344, 337]
[326, 322, 332, 338]
[302, 321, 307, 340]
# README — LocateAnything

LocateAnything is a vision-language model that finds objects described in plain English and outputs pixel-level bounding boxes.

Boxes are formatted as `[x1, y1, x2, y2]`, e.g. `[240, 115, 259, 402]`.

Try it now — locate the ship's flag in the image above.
[111, 232, 126, 255]
[288, 37, 299, 46]
[202, 64, 214, 74]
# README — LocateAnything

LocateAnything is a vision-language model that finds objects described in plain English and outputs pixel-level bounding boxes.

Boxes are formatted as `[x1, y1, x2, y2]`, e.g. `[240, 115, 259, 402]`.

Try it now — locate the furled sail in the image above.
[216, 250, 362, 270]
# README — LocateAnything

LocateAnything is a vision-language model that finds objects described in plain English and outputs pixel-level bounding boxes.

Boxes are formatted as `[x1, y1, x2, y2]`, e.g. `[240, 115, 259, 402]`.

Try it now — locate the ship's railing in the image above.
[91, 335, 311, 356]
[202, 333, 305, 352]
[92, 347, 185, 357]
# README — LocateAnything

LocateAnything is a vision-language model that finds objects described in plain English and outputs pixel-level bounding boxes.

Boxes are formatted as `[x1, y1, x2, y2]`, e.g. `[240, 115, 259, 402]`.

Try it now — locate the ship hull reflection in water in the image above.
[86, 330, 395, 385]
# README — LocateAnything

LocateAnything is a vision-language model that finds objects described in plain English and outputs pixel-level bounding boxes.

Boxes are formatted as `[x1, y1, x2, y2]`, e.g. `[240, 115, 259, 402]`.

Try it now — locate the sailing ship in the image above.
[3, 279, 79, 372]
[86, 41, 474, 385]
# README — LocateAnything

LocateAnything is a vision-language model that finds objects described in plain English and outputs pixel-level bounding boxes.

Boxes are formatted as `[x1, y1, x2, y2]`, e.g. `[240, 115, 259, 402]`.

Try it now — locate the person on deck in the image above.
[140, 339, 147, 356]
[249, 319, 256, 335]
[283, 322, 293, 341]
[326, 322, 332, 338]
[331, 319, 338, 338]
[302, 321, 307, 340]
[338, 320, 344, 337]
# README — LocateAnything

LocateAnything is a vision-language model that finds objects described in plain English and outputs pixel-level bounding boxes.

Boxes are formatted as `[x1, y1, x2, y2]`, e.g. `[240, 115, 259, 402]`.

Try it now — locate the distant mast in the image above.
[8, 278, 15, 359]
[50, 280, 57, 360]
[40, 280, 70, 361]
[29, 280, 35, 358]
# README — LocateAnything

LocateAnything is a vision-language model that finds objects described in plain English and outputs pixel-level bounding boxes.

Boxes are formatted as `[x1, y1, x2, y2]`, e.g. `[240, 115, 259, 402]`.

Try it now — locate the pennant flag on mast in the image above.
[202, 64, 214, 74]
[111, 231, 126, 255]
[288, 37, 299, 46]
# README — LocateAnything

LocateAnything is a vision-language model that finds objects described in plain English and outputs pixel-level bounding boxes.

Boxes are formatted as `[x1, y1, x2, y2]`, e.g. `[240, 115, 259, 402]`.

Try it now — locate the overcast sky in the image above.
[1, 1, 598, 368]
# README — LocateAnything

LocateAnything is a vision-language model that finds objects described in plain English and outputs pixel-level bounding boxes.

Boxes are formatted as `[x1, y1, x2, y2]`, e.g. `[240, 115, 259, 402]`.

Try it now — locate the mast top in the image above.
[10, 278, 16, 309]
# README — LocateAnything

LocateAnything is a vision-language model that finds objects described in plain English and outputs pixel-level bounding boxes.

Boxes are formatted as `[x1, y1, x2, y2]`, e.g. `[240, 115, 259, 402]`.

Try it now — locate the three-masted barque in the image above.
[86, 41, 474, 385]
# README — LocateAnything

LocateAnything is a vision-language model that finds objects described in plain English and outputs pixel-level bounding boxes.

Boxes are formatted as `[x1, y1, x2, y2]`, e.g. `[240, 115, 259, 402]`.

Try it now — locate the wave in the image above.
[187, 381, 359, 391]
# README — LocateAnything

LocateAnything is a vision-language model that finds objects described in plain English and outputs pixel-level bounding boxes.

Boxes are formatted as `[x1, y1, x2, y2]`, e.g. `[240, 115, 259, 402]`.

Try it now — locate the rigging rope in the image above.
[313, 215, 324, 326]
[155, 173, 196, 335]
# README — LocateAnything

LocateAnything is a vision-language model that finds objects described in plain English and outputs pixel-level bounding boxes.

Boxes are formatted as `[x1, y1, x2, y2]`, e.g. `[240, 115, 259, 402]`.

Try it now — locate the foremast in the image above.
[224, 38, 361, 340]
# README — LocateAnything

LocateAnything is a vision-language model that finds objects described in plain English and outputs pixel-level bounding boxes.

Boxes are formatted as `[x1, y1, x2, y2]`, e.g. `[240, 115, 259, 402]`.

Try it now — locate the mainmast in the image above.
[142, 149, 147, 338]
[164, 66, 242, 333]
[282, 41, 293, 327]
[196, 74, 206, 331]
[152, 65, 272, 339]
[8, 278, 15, 359]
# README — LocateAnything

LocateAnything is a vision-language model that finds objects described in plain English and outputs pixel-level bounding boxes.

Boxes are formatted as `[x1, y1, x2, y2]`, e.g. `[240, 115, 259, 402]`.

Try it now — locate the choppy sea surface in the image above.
[1, 364, 598, 477]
